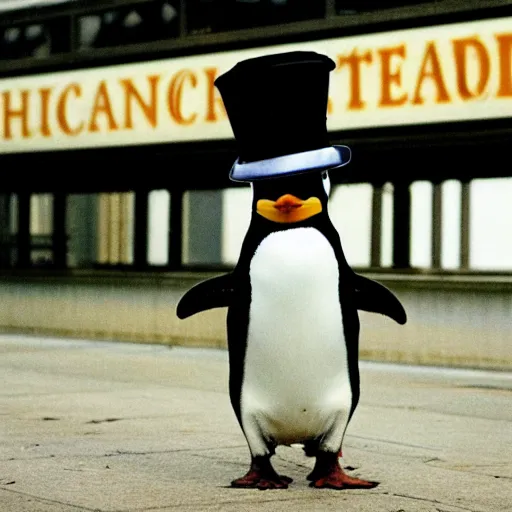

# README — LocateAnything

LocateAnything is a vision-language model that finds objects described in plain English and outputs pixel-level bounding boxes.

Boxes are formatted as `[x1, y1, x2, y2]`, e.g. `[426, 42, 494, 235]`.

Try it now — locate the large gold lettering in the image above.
[167, 70, 198, 125]
[2, 90, 31, 139]
[412, 41, 450, 105]
[378, 44, 408, 107]
[337, 49, 373, 110]
[89, 81, 119, 132]
[57, 83, 84, 136]
[204, 67, 226, 122]
[39, 88, 52, 137]
[120, 75, 160, 129]
[452, 37, 490, 100]
[496, 33, 512, 98]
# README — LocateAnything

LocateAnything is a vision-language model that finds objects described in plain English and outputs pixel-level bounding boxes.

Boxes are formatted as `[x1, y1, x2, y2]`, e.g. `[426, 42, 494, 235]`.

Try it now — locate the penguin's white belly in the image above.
[241, 228, 352, 452]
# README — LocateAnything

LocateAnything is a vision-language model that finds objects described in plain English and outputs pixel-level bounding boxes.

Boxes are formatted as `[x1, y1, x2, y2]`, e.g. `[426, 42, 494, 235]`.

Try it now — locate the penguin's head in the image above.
[251, 171, 331, 224]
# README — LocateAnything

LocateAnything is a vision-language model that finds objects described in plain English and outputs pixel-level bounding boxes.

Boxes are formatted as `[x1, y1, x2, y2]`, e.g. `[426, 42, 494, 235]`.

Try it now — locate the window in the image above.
[187, 0, 324, 35]
[0, 24, 48, 59]
[78, 1, 180, 50]
[0, 17, 70, 60]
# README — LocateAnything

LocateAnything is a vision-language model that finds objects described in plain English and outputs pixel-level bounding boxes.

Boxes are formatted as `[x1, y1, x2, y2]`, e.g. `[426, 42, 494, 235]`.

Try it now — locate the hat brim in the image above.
[229, 146, 351, 182]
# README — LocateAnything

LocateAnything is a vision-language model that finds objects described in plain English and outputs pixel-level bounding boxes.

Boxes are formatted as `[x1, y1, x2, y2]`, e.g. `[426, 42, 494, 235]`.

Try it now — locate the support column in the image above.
[460, 181, 471, 270]
[370, 184, 383, 268]
[52, 193, 67, 268]
[0, 194, 12, 268]
[168, 189, 183, 270]
[119, 193, 133, 265]
[98, 194, 110, 265]
[133, 191, 149, 270]
[108, 194, 121, 264]
[16, 192, 31, 268]
[179, 0, 188, 36]
[432, 182, 443, 269]
[392, 182, 411, 269]
[325, 0, 337, 17]
[70, 15, 78, 51]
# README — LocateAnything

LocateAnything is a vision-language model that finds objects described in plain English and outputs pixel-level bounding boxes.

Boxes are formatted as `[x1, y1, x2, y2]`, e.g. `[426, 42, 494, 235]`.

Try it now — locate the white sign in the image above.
[0, 16, 511, 153]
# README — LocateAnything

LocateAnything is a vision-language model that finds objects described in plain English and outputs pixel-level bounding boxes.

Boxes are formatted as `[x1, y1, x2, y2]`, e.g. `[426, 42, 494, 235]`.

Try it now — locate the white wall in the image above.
[441, 180, 462, 270]
[221, 186, 252, 265]
[329, 183, 372, 267]
[148, 190, 170, 265]
[381, 183, 394, 268]
[470, 178, 512, 271]
[410, 181, 432, 268]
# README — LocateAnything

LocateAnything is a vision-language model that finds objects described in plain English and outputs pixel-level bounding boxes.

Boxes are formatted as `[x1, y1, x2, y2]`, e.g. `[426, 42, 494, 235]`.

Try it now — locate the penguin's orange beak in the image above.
[256, 194, 322, 223]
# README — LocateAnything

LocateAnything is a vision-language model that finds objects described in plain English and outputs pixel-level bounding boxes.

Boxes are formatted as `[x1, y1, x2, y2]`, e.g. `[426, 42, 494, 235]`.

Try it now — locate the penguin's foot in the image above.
[231, 455, 292, 490]
[308, 451, 378, 490]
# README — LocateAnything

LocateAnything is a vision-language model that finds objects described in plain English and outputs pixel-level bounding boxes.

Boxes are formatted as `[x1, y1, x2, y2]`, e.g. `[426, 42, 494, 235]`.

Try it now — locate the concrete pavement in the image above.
[1, 334, 511, 512]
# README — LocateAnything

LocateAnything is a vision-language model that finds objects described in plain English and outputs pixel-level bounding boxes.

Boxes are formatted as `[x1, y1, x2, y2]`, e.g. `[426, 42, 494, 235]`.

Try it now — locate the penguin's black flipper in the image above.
[176, 273, 235, 319]
[354, 274, 407, 325]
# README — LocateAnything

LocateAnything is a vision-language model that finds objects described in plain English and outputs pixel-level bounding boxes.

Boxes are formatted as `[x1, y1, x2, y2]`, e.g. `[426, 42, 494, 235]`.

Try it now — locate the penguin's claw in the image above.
[231, 471, 292, 490]
[231, 455, 292, 489]
[309, 472, 379, 490]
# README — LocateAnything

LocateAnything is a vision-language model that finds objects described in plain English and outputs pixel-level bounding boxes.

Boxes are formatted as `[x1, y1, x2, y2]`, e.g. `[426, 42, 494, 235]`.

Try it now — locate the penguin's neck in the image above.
[250, 208, 332, 232]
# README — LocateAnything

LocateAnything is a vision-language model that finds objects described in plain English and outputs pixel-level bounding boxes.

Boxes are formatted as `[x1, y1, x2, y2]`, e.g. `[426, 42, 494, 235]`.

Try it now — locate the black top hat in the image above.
[214, 51, 351, 182]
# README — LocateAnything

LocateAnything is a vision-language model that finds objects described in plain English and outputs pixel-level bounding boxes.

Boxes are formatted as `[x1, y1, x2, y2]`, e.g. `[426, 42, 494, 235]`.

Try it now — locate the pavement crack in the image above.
[342, 442, 433, 461]
[0, 487, 100, 511]
[456, 384, 512, 392]
[104, 445, 247, 458]
[364, 402, 512, 423]
[189, 453, 247, 467]
[422, 460, 512, 480]
[1, 445, 247, 464]
[390, 492, 483, 512]
[86, 418, 123, 424]
[348, 434, 441, 452]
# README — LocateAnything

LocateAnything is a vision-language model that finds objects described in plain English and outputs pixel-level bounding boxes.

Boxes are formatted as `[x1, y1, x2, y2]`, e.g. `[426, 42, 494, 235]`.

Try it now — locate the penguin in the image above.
[176, 51, 407, 490]
[178, 170, 405, 490]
